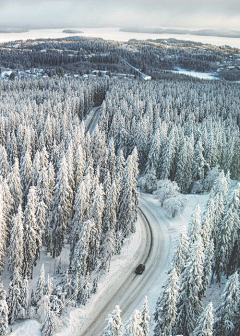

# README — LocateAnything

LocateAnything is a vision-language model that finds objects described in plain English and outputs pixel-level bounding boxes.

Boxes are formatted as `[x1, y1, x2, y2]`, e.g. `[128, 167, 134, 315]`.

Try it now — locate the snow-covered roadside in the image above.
[139, 192, 210, 334]
[8, 215, 145, 336]
[57, 217, 145, 336]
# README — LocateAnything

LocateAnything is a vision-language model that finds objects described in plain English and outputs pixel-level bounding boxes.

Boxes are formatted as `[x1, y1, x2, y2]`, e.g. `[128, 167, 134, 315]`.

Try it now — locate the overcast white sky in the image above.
[0, 0, 239, 29]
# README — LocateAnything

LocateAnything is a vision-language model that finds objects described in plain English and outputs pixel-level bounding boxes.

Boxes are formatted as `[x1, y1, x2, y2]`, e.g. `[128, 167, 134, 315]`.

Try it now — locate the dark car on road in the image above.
[135, 264, 145, 274]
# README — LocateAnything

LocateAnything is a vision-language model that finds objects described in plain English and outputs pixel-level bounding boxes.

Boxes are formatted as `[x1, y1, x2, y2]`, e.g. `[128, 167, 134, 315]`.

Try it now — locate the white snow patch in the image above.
[170, 67, 218, 80]
[8, 320, 41, 336]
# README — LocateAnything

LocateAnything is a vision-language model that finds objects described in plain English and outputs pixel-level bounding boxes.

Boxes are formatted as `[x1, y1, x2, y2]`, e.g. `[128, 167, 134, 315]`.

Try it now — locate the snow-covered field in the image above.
[170, 67, 219, 80]
[0, 27, 240, 48]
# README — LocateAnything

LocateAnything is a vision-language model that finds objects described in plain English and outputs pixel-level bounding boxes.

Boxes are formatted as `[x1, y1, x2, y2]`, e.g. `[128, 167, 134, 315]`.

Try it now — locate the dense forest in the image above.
[0, 69, 239, 335]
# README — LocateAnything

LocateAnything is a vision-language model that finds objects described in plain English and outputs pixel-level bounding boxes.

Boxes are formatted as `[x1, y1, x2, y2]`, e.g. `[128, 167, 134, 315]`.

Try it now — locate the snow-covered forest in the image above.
[0, 76, 139, 335]
[0, 72, 239, 336]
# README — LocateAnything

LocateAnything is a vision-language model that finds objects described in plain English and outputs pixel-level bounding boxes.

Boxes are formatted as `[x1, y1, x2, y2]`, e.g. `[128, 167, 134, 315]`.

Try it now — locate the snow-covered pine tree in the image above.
[8, 206, 24, 274]
[174, 237, 204, 336]
[192, 302, 214, 336]
[172, 232, 189, 276]
[0, 283, 8, 336]
[104, 305, 123, 336]
[7, 158, 22, 215]
[191, 138, 208, 192]
[154, 269, 179, 336]
[50, 154, 73, 258]
[74, 143, 85, 188]
[101, 180, 117, 269]
[117, 151, 139, 241]
[0, 181, 7, 275]
[35, 264, 45, 305]
[23, 187, 38, 278]
[20, 278, 29, 319]
[140, 296, 150, 336]
[1, 177, 14, 238]
[0, 145, 10, 179]
[214, 272, 239, 336]
[214, 184, 239, 280]
[70, 219, 92, 277]
[123, 309, 144, 336]
[187, 204, 202, 245]
[146, 129, 161, 178]
[41, 308, 61, 336]
[89, 183, 105, 263]
[160, 130, 176, 181]
[201, 239, 214, 299]
[175, 136, 194, 193]
[7, 270, 25, 324]
[20, 149, 33, 206]
[102, 316, 116, 336]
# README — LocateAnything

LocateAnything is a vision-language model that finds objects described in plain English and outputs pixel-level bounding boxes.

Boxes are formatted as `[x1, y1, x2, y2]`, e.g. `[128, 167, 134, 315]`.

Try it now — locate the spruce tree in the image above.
[0, 283, 8, 336]
[154, 269, 179, 336]
[140, 296, 150, 336]
[172, 233, 189, 276]
[8, 206, 24, 274]
[214, 272, 239, 336]
[193, 302, 214, 336]
[41, 309, 61, 336]
[123, 309, 144, 336]
[50, 154, 73, 258]
[174, 237, 204, 336]
[0, 182, 7, 275]
[7, 158, 23, 215]
[187, 204, 202, 245]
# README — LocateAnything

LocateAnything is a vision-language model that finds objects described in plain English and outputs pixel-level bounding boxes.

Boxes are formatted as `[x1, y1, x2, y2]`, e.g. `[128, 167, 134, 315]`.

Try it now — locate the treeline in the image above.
[0, 37, 123, 70]
[154, 173, 239, 336]
[1, 37, 239, 80]
[0, 76, 139, 334]
[98, 79, 240, 193]
[102, 174, 239, 336]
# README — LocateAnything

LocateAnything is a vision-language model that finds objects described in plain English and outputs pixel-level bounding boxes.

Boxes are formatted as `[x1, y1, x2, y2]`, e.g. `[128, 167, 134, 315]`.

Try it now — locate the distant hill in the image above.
[62, 29, 83, 34]
[120, 27, 240, 38]
[0, 27, 29, 33]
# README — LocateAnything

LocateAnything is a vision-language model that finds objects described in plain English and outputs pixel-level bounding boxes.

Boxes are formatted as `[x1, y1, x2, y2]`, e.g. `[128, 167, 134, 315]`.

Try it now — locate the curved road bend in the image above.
[79, 194, 171, 336]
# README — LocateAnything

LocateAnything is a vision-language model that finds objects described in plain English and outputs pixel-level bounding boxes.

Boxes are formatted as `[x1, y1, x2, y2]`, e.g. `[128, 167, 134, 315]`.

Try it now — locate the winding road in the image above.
[78, 107, 172, 336]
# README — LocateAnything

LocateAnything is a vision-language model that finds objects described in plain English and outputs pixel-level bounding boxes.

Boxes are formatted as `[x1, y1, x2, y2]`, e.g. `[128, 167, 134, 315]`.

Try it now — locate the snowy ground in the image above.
[168, 67, 219, 80]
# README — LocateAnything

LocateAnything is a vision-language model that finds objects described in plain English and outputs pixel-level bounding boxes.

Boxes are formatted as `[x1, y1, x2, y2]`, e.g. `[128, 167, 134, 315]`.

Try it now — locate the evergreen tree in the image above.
[41, 309, 61, 336]
[201, 239, 214, 299]
[214, 272, 239, 336]
[7, 158, 23, 215]
[214, 184, 239, 280]
[174, 237, 204, 336]
[154, 269, 179, 336]
[8, 206, 24, 274]
[0, 283, 8, 336]
[0, 182, 7, 274]
[193, 302, 214, 336]
[20, 149, 33, 205]
[123, 309, 144, 336]
[172, 233, 189, 276]
[7, 270, 25, 324]
[117, 152, 139, 241]
[50, 154, 73, 257]
[23, 187, 38, 278]
[140, 296, 150, 336]
[188, 204, 202, 245]
[35, 264, 46, 305]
